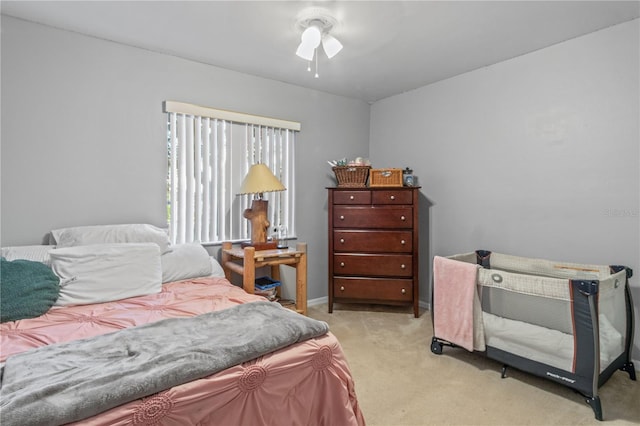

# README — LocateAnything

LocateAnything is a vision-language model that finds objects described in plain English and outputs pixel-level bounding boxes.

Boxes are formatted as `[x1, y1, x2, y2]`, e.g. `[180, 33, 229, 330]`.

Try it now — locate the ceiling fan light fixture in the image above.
[295, 42, 316, 61]
[296, 25, 321, 61]
[301, 25, 322, 47]
[295, 8, 342, 61]
[321, 34, 343, 59]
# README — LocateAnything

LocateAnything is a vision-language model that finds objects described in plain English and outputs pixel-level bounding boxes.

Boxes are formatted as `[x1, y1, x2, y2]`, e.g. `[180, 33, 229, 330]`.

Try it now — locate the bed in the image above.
[0, 224, 365, 426]
[430, 250, 636, 421]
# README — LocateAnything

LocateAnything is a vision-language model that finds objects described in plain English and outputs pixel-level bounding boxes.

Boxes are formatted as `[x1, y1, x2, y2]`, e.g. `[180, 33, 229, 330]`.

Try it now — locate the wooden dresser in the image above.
[328, 187, 420, 317]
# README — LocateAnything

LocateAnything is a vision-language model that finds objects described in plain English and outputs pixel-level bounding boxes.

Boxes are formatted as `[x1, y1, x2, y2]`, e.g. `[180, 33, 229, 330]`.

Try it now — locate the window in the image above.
[164, 101, 300, 245]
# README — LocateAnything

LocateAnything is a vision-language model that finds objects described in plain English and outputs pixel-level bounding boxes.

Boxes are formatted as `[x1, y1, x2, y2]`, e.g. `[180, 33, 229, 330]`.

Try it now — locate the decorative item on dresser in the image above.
[328, 187, 420, 317]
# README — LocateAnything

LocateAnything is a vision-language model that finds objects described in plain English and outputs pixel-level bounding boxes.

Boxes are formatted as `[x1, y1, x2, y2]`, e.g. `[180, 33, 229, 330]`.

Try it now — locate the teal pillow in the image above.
[1, 257, 60, 322]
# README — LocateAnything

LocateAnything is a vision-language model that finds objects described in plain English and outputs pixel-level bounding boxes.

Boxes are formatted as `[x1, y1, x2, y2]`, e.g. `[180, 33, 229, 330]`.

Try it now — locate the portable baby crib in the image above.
[430, 250, 636, 420]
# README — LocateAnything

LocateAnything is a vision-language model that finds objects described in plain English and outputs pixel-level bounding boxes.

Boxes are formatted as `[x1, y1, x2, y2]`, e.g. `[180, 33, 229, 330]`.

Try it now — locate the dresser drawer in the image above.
[334, 254, 413, 277]
[333, 206, 413, 229]
[372, 190, 413, 205]
[333, 190, 371, 205]
[333, 277, 413, 302]
[334, 230, 413, 253]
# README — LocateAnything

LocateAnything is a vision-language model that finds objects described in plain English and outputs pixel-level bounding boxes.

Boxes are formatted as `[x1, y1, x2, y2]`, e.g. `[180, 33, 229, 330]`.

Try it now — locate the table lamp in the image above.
[237, 163, 286, 250]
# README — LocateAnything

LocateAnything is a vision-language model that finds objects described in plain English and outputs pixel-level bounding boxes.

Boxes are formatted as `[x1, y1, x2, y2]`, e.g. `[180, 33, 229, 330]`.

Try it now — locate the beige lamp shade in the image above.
[237, 163, 285, 195]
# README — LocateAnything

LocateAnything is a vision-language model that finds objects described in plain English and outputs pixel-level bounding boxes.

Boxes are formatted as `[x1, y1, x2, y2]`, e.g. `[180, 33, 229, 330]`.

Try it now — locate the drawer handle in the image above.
[390, 195, 395, 200]
[340, 262, 345, 267]
[340, 286, 345, 291]
[400, 216, 406, 221]
[400, 264, 406, 269]
[349, 195, 355, 200]
[340, 215, 345, 220]
[401, 288, 406, 294]
[401, 240, 406, 245]
[340, 238, 345, 244]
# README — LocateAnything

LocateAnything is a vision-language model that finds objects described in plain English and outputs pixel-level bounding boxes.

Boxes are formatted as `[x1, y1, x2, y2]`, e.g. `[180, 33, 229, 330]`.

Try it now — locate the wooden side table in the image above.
[221, 241, 308, 315]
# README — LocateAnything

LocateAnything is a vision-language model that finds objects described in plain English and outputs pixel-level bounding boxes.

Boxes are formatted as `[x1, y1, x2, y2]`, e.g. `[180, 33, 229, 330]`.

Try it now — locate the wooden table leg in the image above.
[270, 264, 282, 299]
[221, 241, 233, 282]
[296, 242, 307, 315]
[242, 246, 256, 294]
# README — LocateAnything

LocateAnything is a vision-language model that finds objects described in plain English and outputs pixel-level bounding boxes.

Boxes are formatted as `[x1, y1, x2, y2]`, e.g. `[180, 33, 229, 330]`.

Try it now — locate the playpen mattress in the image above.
[483, 312, 624, 373]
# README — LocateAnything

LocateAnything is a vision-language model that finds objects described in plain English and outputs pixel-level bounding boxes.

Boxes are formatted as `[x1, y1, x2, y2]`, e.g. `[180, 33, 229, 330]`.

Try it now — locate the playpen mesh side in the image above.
[488, 252, 610, 280]
[477, 268, 574, 337]
[596, 272, 628, 365]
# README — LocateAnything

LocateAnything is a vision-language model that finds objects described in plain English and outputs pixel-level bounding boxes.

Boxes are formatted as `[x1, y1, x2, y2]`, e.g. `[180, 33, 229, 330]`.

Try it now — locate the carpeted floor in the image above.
[308, 303, 640, 426]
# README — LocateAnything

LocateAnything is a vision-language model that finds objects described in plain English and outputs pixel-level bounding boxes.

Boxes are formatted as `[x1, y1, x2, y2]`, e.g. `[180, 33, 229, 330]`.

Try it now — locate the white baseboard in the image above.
[308, 296, 328, 307]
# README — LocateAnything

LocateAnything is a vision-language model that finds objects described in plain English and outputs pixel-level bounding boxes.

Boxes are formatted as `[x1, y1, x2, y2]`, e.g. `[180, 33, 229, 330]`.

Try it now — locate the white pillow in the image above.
[160, 243, 216, 283]
[209, 257, 225, 278]
[50, 243, 162, 307]
[1, 245, 56, 266]
[51, 224, 171, 254]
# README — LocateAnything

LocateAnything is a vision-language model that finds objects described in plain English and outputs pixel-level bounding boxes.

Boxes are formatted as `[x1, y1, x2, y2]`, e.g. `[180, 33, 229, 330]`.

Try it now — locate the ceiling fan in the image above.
[295, 8, 343, 78]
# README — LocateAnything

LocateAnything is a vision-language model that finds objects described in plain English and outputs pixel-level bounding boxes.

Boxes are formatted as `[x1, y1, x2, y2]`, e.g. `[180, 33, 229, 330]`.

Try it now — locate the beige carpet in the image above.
[308, 303, 640, 426]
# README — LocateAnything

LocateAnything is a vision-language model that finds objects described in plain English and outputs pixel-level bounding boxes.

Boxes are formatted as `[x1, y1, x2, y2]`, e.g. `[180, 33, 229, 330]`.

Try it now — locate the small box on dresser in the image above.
[369, 168, 403, 187]
[327, 187, 420, 317]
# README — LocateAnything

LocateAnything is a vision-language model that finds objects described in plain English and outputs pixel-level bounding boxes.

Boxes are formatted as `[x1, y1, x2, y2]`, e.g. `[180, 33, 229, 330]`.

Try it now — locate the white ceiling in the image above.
[2, 1, 638, 103]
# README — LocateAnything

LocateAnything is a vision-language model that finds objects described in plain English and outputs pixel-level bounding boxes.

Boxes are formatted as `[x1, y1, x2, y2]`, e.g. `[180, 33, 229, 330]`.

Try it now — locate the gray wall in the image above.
[369, 20, 640, 362]
[0, 16, 370, 301]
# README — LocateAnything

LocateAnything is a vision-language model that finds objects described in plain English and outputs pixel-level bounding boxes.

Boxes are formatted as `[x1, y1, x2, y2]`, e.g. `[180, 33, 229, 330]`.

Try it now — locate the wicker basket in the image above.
[332, 166, 371, 187]
[369, 168, 403, 187]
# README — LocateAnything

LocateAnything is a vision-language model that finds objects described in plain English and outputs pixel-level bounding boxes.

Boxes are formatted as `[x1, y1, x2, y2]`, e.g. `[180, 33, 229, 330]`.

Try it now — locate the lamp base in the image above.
[241, 241, 278, 251]
[243, 199, 276, 251]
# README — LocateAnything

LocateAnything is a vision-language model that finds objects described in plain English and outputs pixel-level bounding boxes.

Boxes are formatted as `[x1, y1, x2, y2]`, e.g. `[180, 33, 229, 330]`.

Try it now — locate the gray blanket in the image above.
[0, 301, 329, 426]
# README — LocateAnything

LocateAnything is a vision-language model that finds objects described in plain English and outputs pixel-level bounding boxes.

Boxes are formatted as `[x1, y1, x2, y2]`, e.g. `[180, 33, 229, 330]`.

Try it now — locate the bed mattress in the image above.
[1, 277, 364, 425]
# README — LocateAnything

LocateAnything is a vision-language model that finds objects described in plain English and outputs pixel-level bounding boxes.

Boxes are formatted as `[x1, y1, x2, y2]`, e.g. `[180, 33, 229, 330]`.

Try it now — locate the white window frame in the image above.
[164, 101, 300, 245]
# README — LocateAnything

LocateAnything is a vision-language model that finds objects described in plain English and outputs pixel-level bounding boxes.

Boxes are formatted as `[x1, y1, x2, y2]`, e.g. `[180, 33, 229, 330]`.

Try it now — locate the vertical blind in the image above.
[164, 101, 300, 245]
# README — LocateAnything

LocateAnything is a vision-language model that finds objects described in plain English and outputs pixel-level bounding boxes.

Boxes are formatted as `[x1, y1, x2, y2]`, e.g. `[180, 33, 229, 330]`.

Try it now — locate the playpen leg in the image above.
[620, 362, 636, 381]
[586, 396, 603, 421]
[500, 365, 508, 379]
[430, 337, 444, 354]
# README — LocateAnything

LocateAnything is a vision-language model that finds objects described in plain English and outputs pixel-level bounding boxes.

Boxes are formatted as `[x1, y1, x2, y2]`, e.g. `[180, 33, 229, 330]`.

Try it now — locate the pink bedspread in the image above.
[1, 278, 365, 426]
